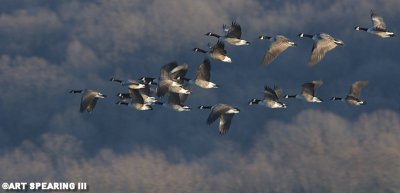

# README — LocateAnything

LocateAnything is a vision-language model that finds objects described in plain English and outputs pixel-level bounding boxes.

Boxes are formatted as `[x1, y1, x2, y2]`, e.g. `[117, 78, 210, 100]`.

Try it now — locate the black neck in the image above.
[330, 97, 342, 101]
[299, 33, 313, 38]
[193, 48, 207, 53]
[259, 35, 271, 40]
[110, 78, 122, 83]
[356, 27, 368, 31]
[206, 32, 221, 38]
[69, 90, 83, 94]
[198, 105, 212, 109]
[116, 101, 129, 105]
[285, 95, 297, 98]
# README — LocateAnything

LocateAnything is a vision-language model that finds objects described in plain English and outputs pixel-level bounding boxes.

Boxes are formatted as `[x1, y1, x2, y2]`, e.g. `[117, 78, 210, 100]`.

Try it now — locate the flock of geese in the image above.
[69, 10, 395, 135]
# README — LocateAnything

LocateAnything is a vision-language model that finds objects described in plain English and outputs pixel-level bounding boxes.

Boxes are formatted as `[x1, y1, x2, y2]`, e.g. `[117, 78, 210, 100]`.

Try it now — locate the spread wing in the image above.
[274, 85, 284, 99]
[160, 62, 178, 80]
[169, 63, 188, 83]
[219, 114, 234, 135]
[211, 41, 227, 55]
[262, 37, 291, 65]
[309, 38, 337, 66]
[264, 86, 279, 101]
[301, 83, 315, 97]
[156, 80, 170, 97]
[80, 90, 97, 112]
[206, 104, 231, 125]
[225, 21, 242, 39]
[195, 59, 211, 81]
[349, 80, 368, 98]
[301, 80, 323, 97]
[371, 10, 387, 30]
[128, 88, 145, 105]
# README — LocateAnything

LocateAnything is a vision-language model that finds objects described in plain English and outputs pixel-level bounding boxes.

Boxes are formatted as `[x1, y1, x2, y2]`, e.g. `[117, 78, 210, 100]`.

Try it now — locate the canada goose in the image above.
[298, 33, 344, 66]
[69, 89, 107, 112]
[155, 92, 191, 112]
[160, 62, 188, 84]
[157, 79, 191, 97]
[157, 62, 191, 97]
[249, 85, 287, 108]
[180, 59, 219, 89]
[193, 41, 232, 63]
[355, 10, 395, 38]
[110, 77, 146, 89]
[331, 81, 368, 106]
[116, 88, 153, 110]
[111, 76, 157, 104]
[259, 35, 296, 65]
[198, 104, 240, 135]
[205, 21, 250, 46]
[285, 80, 323, 103]
[118, 87, 157, 104]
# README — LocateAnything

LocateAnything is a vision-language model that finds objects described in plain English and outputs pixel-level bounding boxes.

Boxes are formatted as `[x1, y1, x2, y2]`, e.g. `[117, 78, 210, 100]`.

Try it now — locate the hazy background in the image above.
[0, 0, 399, 192]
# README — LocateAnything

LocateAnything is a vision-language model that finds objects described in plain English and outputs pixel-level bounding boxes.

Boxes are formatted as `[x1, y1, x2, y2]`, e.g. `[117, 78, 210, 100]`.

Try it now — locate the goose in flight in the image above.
[285, 80, 324, 103]
[155, 92, 191, 112]
[180, 59, 219, 89]
[109, 77, 146, 89]
[193, 41, 232, 63]
[198, 104, 240, 135]
[249, 85, 287, 108]
[298, 33, 344, 66]
[259, 35, 296, 65]
[331, 81, 368, 105]
[69, 89, 107, 112]
[157, 62, 191, 97]
[117, 85, 157, 105]
[116, 87, 153, 110]
[355, 10, 395, 38]
[205, 21, 250, 46]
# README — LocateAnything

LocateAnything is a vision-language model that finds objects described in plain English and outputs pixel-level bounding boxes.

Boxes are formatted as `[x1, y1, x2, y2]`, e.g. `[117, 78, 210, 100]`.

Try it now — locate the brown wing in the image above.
[80, 90, 98, 112]
[160, 62, 178, 80]
[309, 38, 337, 66]
[301, 80, 323, 97]
[274, 85, 285, 99]
[371, 10, 387, 30]
[156, 80, 170, 97]
[262, 38, 291, 65]
[349, 81, 368, 98]
[225, 21, 242, 39]
[195, 59, 211, 81]
[264, 85, 279, 101]
[169, 63, 188, 84]
[211, 41, 227, 55]
[206, 104, 232, 125]
[219, 114, 234, 135]
[128, 88, 145, 105]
